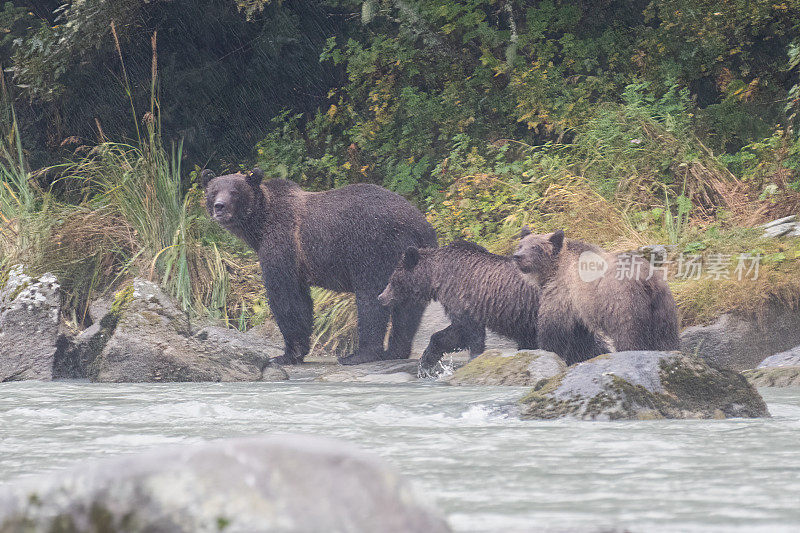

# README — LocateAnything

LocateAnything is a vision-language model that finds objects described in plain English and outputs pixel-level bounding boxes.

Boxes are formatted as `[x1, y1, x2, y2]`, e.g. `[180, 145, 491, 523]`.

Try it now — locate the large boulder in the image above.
[742, 345, 800, 387]
[447, 349, 566, 386]
[0, 435, 451, 533]
[520, 351, 769, 421]
[680, 302, 800, 370]
[0, 266, 63, 381]
[87, 280, 287, 382]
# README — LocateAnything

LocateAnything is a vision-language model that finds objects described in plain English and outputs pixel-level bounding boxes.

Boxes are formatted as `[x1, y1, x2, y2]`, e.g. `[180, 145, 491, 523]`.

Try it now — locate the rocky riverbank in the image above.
[2, 268, 798, 422]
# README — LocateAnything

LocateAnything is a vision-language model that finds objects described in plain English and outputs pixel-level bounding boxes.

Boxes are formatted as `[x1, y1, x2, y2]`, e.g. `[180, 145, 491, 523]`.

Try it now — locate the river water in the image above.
[1, 382, 799, 532]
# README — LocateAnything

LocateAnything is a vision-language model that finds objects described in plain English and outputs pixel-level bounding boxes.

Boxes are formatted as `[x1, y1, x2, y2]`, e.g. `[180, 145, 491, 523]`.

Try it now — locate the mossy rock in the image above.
[742, 346, 800, 387]
[87, 279, 287, 383]
[448, 349, 566, 386]
[743, 367, 800, 387]
[520, 351, 769, 420]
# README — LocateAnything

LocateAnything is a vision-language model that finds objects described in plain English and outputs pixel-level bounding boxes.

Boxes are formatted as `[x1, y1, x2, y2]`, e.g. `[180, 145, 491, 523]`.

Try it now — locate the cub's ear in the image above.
[402, 246, 420, 269]
[200, 169, 215, 189]
[247, 168, 264, 187]
[518, 225, 532, 239]
[549, 229, 565, 255]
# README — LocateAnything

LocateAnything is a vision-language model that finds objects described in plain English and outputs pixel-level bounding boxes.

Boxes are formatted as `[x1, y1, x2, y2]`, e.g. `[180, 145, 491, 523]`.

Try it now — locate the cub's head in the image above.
[513, 227, 565, 286]
[378, 247, 429, 307]
[202, 168, 264, 228]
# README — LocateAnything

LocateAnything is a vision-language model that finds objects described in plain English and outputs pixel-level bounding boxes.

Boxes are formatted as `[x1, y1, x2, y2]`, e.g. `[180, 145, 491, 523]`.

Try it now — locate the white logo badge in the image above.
[578, 251, 608, 282]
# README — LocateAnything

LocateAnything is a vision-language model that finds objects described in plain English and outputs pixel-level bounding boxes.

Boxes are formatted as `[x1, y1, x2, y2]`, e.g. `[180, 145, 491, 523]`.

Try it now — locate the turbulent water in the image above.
[1, 381, 799, 532]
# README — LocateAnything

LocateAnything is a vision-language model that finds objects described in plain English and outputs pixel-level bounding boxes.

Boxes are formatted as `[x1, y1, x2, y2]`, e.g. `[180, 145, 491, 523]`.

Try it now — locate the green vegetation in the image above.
[2, 1, 800, 351]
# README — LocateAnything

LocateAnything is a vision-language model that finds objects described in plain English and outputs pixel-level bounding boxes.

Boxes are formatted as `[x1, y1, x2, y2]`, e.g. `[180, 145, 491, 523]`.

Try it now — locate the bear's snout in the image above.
[513, 253, 532, 273]
[212, 199, 233, 223]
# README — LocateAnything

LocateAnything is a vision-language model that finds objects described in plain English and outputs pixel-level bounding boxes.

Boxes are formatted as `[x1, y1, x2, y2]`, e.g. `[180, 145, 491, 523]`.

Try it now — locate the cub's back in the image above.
[434, 242, 539, 332]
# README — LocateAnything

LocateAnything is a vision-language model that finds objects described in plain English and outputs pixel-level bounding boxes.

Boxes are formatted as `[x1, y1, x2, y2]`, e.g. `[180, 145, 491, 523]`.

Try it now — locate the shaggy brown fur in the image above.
[202, 168, 437, 365]
[378, 241, 540, 373]
[513, 229, 679, 365]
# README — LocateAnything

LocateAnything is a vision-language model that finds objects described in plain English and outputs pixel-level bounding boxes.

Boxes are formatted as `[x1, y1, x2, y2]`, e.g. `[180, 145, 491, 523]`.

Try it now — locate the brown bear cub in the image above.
[513, 228, 679, 365]
[378, 241, 540, 374]
[202, 168, 437, 365]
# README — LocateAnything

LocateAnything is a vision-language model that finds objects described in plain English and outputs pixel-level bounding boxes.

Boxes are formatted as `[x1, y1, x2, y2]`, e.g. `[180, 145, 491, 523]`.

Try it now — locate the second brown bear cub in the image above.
[513, 228, 679, 365]
[378, 241, 540, 374]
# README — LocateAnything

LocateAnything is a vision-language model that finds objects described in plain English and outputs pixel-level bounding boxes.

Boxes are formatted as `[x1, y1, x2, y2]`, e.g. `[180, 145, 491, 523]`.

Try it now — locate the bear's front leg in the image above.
[338, 290, 390, 365]
[386, 300, 426, 360]
[418, 319, 478, 376]
[262, 267, 313, 365]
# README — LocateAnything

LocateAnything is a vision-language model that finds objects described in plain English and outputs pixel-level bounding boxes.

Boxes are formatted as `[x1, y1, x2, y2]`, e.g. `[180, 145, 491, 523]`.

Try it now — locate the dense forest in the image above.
[2, 0, 800, 352]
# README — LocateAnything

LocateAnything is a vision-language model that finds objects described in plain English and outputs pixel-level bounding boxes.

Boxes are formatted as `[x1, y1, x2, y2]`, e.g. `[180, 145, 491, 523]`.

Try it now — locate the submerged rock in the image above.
[0, 267, 63, 382]
[88, 280, 287, 382]
[447, 349, 566, 386]
[743, 345, 800, 387]
[316, 359, 420, 383]
[520, 351, 769, 421]
[680, 302, 800, 371]
[0, 435, 451, 533]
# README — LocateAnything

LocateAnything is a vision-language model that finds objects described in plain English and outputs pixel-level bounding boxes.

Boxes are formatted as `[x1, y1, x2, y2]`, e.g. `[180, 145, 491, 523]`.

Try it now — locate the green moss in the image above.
[658, 357, 769, 418]
[450, 350, 566, 386]
[519, 373, 573, 419]
[452, 351, 530, 385]
[583, 374, 657, 420]
[102, 284, 134, 329]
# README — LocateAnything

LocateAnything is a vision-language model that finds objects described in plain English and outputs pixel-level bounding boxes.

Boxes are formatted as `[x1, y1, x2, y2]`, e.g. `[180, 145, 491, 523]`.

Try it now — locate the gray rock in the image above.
[762, 222, 796, 238]
[89, 280, 287, 382]
[520, 351, 769, 420]
[448, 349, 566, 386]
[0, 435, 451, 533]
[88, 296, 113, 325]
[760, 215, 799, 238]
[412, 302, 517, 356]
[761, 214, 797, 229]
[53, 321, 104, 379]
[743, 366, 800, 387]
[0, 267, 63, 382]
[316, 359, 420, 383]
[757, 345, 800, 368]
[680, 303, 800, 370]
[742, 345, 800, 387]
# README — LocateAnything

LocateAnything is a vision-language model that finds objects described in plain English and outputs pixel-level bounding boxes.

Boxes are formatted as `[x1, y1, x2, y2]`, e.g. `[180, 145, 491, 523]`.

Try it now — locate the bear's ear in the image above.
[247, 168, 264, 187]
[200, 169, 215, 189]
[402, 246, 420, 269]
[518, 225, 532, 238]
[549, 229, 565, 255]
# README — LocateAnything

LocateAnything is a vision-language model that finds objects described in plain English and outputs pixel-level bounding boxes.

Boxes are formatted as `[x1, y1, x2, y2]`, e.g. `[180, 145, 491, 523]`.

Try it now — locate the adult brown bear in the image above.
[202, 168, 437, 365]
[513, 228, 679, 365]
[378, 241, 540, 374]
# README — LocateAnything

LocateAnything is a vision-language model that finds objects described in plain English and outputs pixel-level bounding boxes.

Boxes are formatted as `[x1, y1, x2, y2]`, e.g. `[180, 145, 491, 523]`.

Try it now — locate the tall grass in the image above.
[56, 29, 196, 311]
[0, 70, 35, 257]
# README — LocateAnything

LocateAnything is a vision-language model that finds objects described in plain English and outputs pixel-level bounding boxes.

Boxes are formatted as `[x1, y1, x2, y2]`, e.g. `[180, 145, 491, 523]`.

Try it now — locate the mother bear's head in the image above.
[201, 168, 264, 229]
